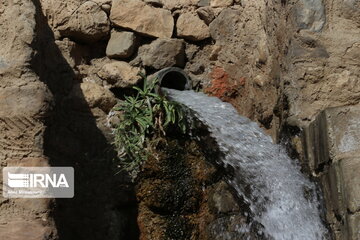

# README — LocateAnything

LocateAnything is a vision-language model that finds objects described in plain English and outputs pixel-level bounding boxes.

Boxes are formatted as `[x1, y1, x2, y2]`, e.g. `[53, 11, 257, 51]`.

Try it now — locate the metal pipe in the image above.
[154, 67, 191, 91]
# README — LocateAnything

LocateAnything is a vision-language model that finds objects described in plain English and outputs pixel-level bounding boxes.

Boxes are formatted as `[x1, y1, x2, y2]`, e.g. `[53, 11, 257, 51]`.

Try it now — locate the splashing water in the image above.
[164, 89, 328, 240]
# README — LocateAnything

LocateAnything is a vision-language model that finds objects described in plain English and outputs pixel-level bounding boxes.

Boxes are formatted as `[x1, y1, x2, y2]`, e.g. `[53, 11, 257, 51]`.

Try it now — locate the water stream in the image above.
[164, 89, 328, 240]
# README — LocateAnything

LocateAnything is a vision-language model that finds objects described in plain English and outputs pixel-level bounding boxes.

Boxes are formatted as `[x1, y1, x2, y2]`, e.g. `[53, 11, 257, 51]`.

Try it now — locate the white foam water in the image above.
[165, 89, 328, 240]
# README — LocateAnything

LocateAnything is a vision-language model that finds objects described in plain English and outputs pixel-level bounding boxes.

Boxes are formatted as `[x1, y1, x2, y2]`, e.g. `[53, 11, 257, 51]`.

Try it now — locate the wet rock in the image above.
[207, 215, 254, 240]
[97, 61, 142, 88]
[110, 0, 174, 38]
[209, 181, 240, 213]
[210, 0, 233, 7]
[68, 82, 117, 113]
[294, 0, 326, 32]
[106, 31, 138, 59]
[57, 1, 110, 43]
[138, 38, 185, 69]
[305, 105, 360, 239]
[197, 7, 215, 25]
[176, 12, 210, 41]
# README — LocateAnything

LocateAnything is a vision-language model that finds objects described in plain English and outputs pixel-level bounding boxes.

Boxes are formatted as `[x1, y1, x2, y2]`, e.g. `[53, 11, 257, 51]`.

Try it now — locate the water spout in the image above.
[155, 67, 191, 91]
[164, 88, 329, 240]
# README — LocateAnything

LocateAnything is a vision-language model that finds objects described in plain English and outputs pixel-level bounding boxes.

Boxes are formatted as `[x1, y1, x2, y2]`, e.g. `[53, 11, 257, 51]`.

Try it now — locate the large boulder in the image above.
[176, 12, 210, 41]
[56, 1, 110, 42]
[137, 38, 185, 69]
[106, 31, 138, 59]
[110, 0, 174, 38]
[97, 61, 143, 88]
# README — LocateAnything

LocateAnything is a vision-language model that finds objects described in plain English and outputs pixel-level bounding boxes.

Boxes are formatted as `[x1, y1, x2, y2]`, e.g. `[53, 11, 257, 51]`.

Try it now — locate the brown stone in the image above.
[0, 82, 52, 118]
[68, 82, 117, 113]
[106, 31, 138, 59]
[176, 12, 210, 41]
[97, 61, 143, 88]
[57, 1, 110, 42]
[210, 0, 233, 7]
[197, 7, 215, 25]
[137, 38, 185, 69]
[0, 220, 54, 240]
[110, 0, 174, 38]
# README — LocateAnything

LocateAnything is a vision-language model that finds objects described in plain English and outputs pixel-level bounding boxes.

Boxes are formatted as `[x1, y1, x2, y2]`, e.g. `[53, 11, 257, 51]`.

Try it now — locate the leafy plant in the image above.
[114, 75, 187, 177]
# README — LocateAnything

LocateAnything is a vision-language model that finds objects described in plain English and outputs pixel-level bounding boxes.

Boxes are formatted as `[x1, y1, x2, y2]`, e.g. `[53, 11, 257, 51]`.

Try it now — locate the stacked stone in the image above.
[40, 0, 243, 96]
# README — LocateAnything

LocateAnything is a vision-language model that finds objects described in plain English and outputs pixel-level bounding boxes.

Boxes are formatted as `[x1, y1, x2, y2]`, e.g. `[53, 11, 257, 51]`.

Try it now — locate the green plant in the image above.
[114, 75, 187, 177]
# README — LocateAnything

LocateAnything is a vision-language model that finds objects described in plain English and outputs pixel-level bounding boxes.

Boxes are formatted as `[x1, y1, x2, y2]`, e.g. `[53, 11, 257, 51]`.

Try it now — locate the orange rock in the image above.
[205, 67, 241, 102]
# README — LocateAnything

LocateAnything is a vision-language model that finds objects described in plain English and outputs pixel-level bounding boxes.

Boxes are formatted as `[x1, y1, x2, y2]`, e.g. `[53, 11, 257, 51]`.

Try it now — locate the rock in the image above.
[143, 0, 164, 7]
[0, 82, 52, 117]
[68, 82, 117, 113]
[185, 43, 199, 61]
[337, 158, 360, 214]
[161, 0, 198, 10]
[55, 38, 88, 68]
[106, 31, 138, 59]
[254, 75, 267, 87]
[305, 105, 360, 239]
[198, 0, 210, 7]
[176, 13, 210, 41]
[92, 0, 112, 12]
[197, 7, 215, 25]
[97, 61, 142, 88]
[348, 212, 360, 240]
[57, 1, 110, 43]
[110, 0, 174, 38]
[138, 38, 185, 69]
[210, 181, 239, 213]
[294, 0, 326, 32]
[209, 9, 239, 43]
[92, 0, 112, 5]
[256, 38, 268, 65]
[341, 0, 360, 25]
[209, 45, 222, 61]
[0, 220, 53, 240]
[107, 109, 124, 128]
[101, 4, 111, 14]
[210, 0, 233, 7]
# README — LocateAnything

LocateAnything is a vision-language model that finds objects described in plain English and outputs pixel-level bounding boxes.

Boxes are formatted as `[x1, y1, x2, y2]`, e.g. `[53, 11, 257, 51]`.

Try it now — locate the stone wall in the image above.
[304, 106, 360, 239]
[0, 0, 56, 238]
[281, 1, 360, 239]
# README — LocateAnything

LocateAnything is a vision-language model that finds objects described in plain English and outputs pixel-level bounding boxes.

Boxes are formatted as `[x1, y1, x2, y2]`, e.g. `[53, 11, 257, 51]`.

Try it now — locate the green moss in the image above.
[164, 215, 193, 240]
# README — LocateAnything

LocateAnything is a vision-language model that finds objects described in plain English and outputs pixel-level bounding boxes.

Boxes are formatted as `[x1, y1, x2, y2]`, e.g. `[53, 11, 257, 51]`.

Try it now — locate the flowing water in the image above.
[164, 89, 328, 240]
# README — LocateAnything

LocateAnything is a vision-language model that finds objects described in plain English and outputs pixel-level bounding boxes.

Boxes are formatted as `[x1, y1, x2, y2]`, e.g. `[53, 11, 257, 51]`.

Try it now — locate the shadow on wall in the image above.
[31, 0, 139, 239]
